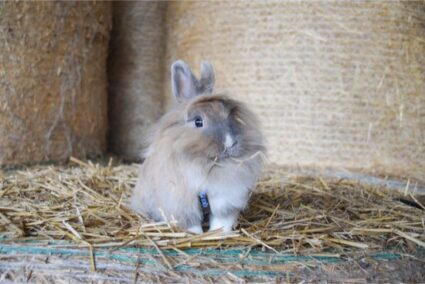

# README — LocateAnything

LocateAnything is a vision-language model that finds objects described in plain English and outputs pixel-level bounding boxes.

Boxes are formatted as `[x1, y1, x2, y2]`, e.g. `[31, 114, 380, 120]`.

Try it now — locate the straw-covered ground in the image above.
[0, 158, 424, 282]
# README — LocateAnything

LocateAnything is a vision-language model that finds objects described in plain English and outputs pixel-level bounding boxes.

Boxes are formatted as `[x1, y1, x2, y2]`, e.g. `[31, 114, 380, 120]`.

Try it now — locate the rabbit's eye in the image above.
[194, 116, 203, 128]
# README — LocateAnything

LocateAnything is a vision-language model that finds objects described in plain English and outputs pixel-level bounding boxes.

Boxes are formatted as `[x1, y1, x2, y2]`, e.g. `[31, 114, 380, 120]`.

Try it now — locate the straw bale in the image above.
[0, 2, 112, 165]
[164, 1, 425, 181]
[108, 1, 166, 161]
[1, 246, 424, 282]
[1, 160, 423, 254]
[1, 160, 424, 280]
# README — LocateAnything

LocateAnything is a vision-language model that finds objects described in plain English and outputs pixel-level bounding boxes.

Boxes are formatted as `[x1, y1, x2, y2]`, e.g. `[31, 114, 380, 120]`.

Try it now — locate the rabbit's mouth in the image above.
[208, 154, 227, 163]
[211, 149, 241, 162]
[206, 140, 242, 162]
[207, 153, 231, 163]
[219, 152, 231, 160]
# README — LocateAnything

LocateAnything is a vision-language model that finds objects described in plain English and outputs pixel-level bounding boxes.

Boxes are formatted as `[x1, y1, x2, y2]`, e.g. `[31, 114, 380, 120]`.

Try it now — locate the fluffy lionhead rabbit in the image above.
[130, 60, 266, 234]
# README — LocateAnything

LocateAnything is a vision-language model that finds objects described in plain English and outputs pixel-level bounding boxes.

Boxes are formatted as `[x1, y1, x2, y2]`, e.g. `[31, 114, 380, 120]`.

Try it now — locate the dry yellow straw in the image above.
[0, 158, 423, 255]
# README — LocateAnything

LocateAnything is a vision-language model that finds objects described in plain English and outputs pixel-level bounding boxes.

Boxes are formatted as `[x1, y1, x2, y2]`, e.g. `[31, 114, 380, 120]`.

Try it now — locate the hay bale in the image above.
[1, 161, 424, 256]
[108, 1, 166, 160]
[0, 2, 112, 165]
[164, 2, 425, 181]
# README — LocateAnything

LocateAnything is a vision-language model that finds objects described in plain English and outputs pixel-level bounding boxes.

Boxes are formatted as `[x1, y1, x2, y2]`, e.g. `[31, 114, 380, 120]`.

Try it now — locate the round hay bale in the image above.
[0, 2, 112, 165]
[164, 2, 425, 181]
[108, 1, 166, 160]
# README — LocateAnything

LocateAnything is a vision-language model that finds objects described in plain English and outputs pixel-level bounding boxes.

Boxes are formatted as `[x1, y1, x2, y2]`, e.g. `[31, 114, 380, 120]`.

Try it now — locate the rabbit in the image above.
[130, 60, 266, 234]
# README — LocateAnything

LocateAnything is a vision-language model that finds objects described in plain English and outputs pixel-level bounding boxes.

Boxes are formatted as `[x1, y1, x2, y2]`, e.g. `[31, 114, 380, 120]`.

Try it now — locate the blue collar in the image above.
[198, 192, 211, 223]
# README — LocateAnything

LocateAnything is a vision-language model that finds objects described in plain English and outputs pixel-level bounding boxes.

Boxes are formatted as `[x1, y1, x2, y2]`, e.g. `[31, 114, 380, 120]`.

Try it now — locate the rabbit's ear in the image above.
[199, 61, 215, 94]
[171, 60, 199, 102]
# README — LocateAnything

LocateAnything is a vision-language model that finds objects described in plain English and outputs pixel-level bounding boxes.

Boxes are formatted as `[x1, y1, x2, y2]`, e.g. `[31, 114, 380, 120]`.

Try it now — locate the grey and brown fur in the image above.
[130, 60, 266, 233]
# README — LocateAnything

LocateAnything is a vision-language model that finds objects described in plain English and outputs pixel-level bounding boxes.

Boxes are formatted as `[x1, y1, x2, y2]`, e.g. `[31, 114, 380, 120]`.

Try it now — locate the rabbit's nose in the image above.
[224, 134, 237, 149]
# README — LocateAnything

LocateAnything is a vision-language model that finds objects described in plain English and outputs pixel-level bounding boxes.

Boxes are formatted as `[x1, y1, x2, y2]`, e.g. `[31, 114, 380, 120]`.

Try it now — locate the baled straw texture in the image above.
[164, 1, 425, 182]
[1, 245, 423, 282]
[108, 1, 166, 161]
[0, 2, 112, 165]
[1, 159, 423, 255]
